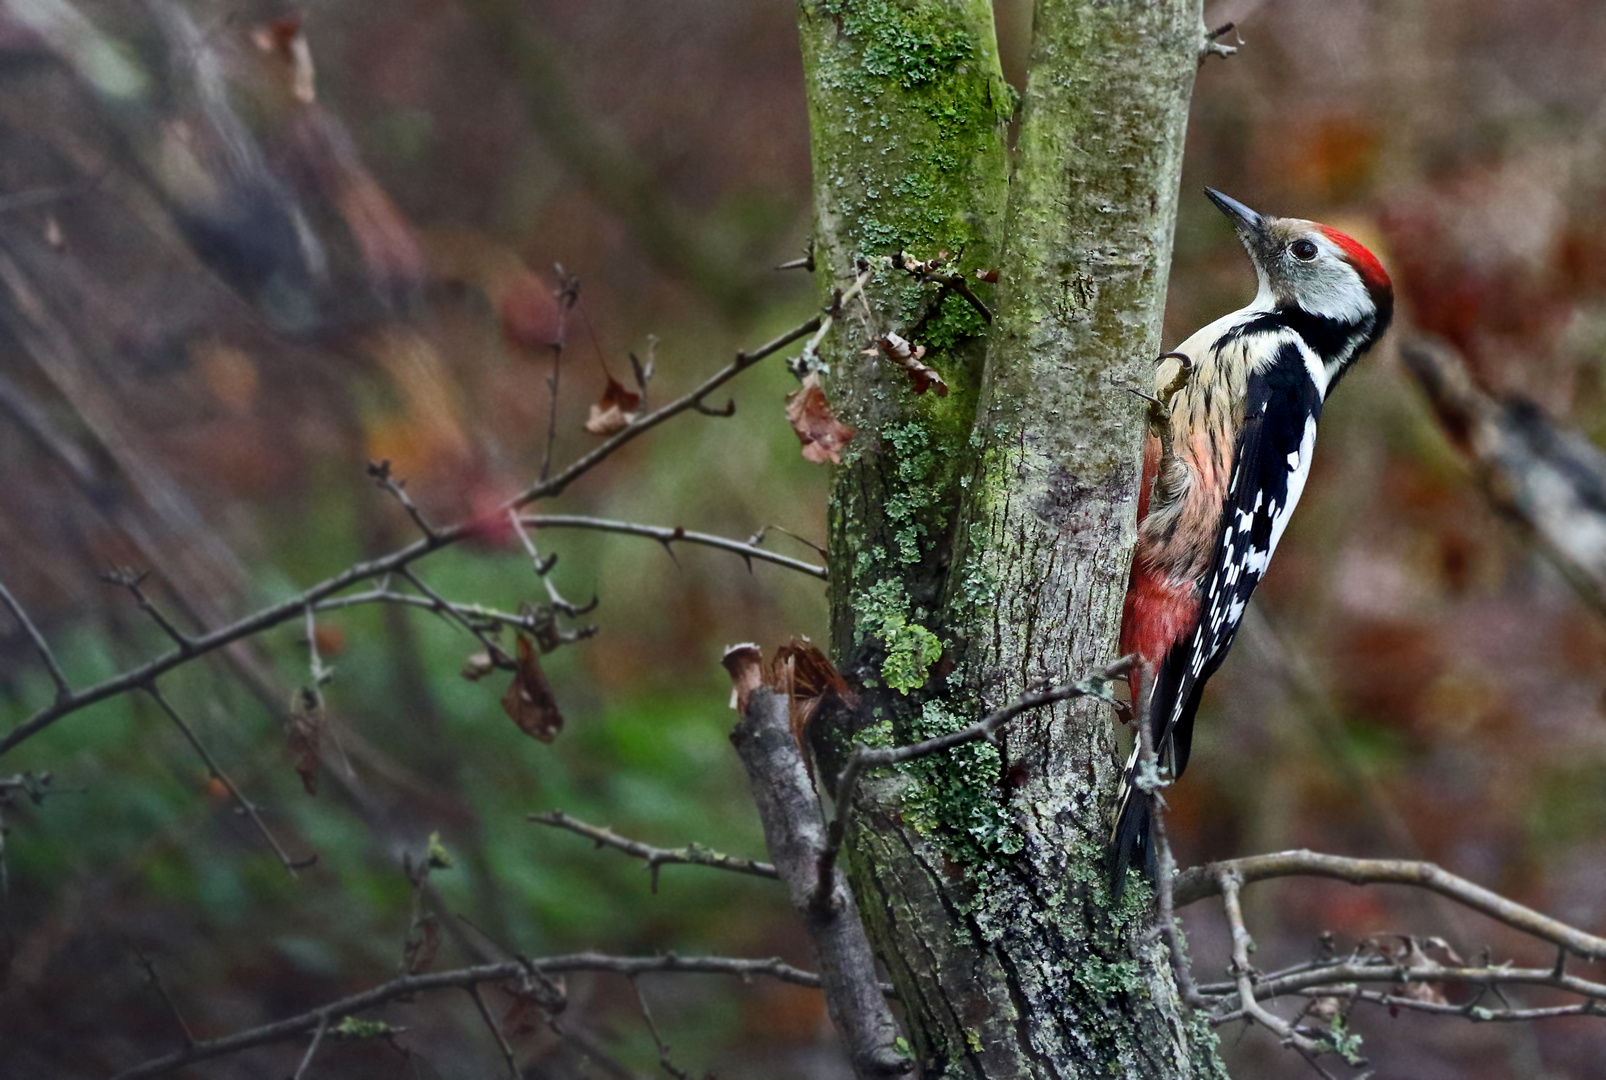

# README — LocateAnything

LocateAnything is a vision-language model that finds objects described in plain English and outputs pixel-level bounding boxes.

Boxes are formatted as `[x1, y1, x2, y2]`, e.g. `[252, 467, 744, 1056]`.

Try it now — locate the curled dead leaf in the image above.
[286, 687, 325, 796]
[876, 333, 948, 397]
[585, 376, 642, 436]
[403, 914, 441, 975]
[721, 643, 765, 713]
[772, 638, 856, 743]
[502, 635, 564, 742]
[785, 373, 855, 464]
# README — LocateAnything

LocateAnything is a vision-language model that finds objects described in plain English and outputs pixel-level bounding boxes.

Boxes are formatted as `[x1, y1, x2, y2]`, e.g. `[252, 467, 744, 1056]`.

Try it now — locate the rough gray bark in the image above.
[730, 688, 908, 1079]
[799, 1, 1223, 1076]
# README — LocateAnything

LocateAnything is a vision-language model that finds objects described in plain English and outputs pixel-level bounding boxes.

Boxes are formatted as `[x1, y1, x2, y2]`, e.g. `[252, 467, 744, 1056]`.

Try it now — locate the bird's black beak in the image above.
[1203, 188, 1263, 240]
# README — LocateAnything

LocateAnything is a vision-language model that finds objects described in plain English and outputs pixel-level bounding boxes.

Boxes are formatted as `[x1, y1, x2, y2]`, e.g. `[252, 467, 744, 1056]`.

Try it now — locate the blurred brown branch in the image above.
[1402, 337, 1606, 617]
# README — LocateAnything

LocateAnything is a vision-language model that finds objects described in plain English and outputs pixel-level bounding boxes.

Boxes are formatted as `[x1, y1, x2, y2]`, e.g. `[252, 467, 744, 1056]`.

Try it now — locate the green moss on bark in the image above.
[800, 1, 1222, 1076]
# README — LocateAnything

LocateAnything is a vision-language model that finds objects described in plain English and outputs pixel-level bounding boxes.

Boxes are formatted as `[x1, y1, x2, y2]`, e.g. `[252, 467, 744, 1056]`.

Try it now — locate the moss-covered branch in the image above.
[799, 0, 1011, 688]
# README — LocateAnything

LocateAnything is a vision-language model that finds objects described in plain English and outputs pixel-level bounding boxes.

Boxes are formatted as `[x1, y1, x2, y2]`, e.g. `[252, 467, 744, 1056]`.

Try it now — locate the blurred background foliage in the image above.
[1, 0, 1606, 1077]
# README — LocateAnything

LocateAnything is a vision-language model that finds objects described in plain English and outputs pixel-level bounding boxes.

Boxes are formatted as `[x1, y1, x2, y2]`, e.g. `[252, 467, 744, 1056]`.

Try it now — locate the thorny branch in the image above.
[104, 568, 195, 651]
[519, 515, 828, 580]
[0, 313, 821, 759]
[1218, 871, 1342, 1063]
[110, 952, 827, 1080]
[531, 808, 778, 891]
[1169, 847, 1606, 1072]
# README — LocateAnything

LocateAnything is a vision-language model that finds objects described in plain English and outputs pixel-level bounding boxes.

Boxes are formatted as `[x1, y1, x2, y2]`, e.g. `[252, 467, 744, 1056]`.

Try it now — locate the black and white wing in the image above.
[1154, 339, 1328, 776]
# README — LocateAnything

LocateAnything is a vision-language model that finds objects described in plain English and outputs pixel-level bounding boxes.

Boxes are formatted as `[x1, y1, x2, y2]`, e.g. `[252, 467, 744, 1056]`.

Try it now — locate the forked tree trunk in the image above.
[799, 1, 1224, 1075]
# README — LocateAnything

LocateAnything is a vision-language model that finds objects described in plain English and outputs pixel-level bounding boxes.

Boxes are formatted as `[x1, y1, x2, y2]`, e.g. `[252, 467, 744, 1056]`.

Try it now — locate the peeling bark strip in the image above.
[730, 688, 909, 1079]
[800, 0, 1218, 1077]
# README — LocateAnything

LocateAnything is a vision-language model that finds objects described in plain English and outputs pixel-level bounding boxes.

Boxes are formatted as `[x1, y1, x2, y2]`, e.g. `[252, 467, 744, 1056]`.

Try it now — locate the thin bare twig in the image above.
[531, 809, 778, 891]
[1220, 870, 1336, 1060]
[289, 1013, 329, 1080]
[1173, 850, 1606, 961]
[896, 251, 993, 322]
[540, 270, 578, 482]
[521, 515, 828, 580]
[508, 511, 598, 617]
[110, 953, 826, 1080]
[0, 313, 819, 760]
[467, 983, 520, 1079]
[143, 684, 308, 877]
[315, 589, 539, 634]
[368, 459, 439, 541]
[0, 575, 71, 701]
[1139, 715, 1206, 1008]
[631, 977, 693, 1080]
[104, 568, 194, 651]
[794, 268, 871, 378]
[135, 950, 196, 1049]
[1204, 958, 1606, 1014]
[1336, 989, 1606, 1023]
[397, 568, 513, 666]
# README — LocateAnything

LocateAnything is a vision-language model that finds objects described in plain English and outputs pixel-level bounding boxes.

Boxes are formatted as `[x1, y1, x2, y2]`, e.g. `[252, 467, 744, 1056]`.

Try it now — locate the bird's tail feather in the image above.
[1110, 740, 1156, 901]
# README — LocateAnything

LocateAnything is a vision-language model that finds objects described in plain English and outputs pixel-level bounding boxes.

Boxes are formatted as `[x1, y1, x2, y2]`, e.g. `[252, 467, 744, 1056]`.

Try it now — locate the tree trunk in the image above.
[800, 1, 1224, 1075]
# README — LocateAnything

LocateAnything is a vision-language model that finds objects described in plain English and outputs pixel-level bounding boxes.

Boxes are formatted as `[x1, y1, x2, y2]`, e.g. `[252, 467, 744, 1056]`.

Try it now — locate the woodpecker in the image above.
[1111, 189, 1393, 895]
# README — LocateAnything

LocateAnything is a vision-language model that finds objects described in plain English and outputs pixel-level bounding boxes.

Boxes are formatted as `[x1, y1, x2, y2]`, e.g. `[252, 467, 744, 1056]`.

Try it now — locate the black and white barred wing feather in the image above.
[1162, 338, 1328, 774]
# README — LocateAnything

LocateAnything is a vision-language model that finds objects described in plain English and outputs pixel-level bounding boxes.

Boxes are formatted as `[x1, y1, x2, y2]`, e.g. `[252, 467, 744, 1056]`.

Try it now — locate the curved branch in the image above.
[530, 809, 779, 886]
[520, 516, 828, 580]
[1173, 849, 1606, 961]
[110, 953, 824, 1080]
[1201, 960, 1606, 1012]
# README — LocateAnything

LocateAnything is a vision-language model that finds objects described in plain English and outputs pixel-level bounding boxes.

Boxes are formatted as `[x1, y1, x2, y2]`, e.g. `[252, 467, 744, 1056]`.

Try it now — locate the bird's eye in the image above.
[1290, 239, 1319, 261]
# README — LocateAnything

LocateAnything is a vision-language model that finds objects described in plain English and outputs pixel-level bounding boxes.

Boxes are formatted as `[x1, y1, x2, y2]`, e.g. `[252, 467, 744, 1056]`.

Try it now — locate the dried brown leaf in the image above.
[722, 643, 764, 713]
[785, 373, 855, 464]
[584, 376, 642, 436]
[771, 639, 855, 743]
[286, 687, 324, 796]
[876, 333, 948, 397]
[403, 914, 441, 975]
[501, 635, 564, 742]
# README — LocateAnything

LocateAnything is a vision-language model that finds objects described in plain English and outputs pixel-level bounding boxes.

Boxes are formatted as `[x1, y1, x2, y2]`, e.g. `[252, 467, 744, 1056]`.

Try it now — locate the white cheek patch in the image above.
[1294, 240, 1372, 324]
